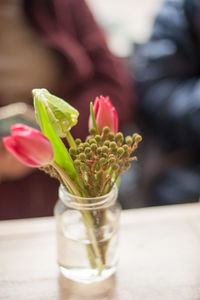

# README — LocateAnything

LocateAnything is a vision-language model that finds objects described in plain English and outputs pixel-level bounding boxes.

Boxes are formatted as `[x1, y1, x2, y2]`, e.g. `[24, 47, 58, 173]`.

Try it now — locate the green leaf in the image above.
[32, 89, 79, 137]
[34, 96, 78, 182]
[90, 102, 99, 134]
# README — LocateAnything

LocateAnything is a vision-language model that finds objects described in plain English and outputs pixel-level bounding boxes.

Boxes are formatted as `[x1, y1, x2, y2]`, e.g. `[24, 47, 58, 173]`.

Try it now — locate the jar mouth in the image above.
[58, 184, 118, 210]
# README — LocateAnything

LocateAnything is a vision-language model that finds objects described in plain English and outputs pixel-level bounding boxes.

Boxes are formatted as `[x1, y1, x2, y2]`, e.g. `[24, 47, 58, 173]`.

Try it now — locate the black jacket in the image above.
[133, 0, 200, 151]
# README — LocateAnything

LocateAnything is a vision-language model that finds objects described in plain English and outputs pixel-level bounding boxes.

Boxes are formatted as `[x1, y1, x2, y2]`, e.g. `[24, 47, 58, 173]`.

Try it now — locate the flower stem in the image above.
[51, 161, 81, 195]
[52, 161, 104, 274]
[65, 131, 77, 148]
[90, 102, 99, 134]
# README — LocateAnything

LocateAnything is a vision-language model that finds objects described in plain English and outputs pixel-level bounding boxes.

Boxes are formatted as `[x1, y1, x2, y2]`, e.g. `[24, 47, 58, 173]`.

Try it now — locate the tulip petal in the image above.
[3, 124, 54, 167]
[89, 96, 118, 134]
[96, 97, 118, 134]
[111, 106, 118, 134]
[93, 98, 100, 118]
[14, 134, 54, 166]
[11, 123, 40, 136]
[3, 136, 40, 167]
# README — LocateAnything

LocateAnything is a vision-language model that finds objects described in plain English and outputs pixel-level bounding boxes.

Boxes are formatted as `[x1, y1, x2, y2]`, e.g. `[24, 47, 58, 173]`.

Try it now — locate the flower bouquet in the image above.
[3, 89, 142, 283]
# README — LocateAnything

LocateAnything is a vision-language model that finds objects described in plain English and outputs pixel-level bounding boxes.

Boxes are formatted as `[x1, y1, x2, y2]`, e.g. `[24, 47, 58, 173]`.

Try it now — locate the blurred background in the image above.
[86, 0, 163, 209]
[87, 0, 161, 57]
[1, 0, 199, 219]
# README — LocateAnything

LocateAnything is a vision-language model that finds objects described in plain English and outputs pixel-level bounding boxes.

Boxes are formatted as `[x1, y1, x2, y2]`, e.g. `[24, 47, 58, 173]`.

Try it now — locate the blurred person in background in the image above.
[132, 0, 200, 206]
[0, 0, 134, 219]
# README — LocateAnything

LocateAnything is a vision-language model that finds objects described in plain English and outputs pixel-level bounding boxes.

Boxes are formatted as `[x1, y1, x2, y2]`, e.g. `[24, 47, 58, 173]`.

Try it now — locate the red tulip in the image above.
[3, 124, 54, 167]
[89, 96, 118, 134]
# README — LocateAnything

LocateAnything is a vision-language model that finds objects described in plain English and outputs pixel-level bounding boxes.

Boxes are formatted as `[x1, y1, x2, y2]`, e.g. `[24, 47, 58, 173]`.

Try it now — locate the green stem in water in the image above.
[90, 102, 99, 135]
[65, 131, 77, 149]
[51, 161, 104, 275]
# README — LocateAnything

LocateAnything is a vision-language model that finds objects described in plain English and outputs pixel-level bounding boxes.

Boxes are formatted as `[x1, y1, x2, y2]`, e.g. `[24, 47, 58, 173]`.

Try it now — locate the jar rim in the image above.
[58, 184, 118, 210]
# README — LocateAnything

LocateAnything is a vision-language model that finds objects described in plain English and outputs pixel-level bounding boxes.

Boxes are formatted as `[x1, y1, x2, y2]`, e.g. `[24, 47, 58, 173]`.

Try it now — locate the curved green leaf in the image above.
[32, 89, 79, 137]
[34, 96, 78, 182]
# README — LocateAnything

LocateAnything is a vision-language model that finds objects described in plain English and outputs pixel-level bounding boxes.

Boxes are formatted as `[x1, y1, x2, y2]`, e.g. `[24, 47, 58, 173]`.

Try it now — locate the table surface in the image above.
[1, 203, 200, 300]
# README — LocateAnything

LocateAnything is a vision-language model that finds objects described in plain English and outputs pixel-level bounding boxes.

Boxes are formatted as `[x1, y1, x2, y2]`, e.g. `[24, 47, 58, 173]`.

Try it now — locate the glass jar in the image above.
[54, 184, 121, 283]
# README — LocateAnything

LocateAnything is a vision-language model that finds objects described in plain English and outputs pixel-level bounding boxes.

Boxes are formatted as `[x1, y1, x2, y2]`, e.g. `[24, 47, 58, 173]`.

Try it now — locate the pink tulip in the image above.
[89, 96, 118, 134]
[3, 124, 54, 167]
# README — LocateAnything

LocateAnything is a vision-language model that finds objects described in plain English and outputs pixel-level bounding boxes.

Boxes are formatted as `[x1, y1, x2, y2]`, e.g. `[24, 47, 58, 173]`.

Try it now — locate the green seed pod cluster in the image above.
[89, 128, 96, 136]
[102, 126, 110, 135]
[102, 146, 108, 153]
[91, 143, 97, 152]
[95, 135, 101, 143]
[115, 132, 124, 145]
[109, 141, 117, 149]
[68, 126, 142, 197]
[117, 147, 124, 157]
[108, 132, 114, 141]
[125, 136, 133, 146]
[89, 138, 96, 145]
[75, 138, 81, 146]
[79, 153, 86, 161]
[133, 133, 142, 143]
[83, 142, 90, 149]
[104, 140, 110, 147]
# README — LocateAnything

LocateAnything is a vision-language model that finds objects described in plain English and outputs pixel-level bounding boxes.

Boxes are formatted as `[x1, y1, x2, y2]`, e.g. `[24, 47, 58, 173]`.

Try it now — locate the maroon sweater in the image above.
[0, 0, 135, 219]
